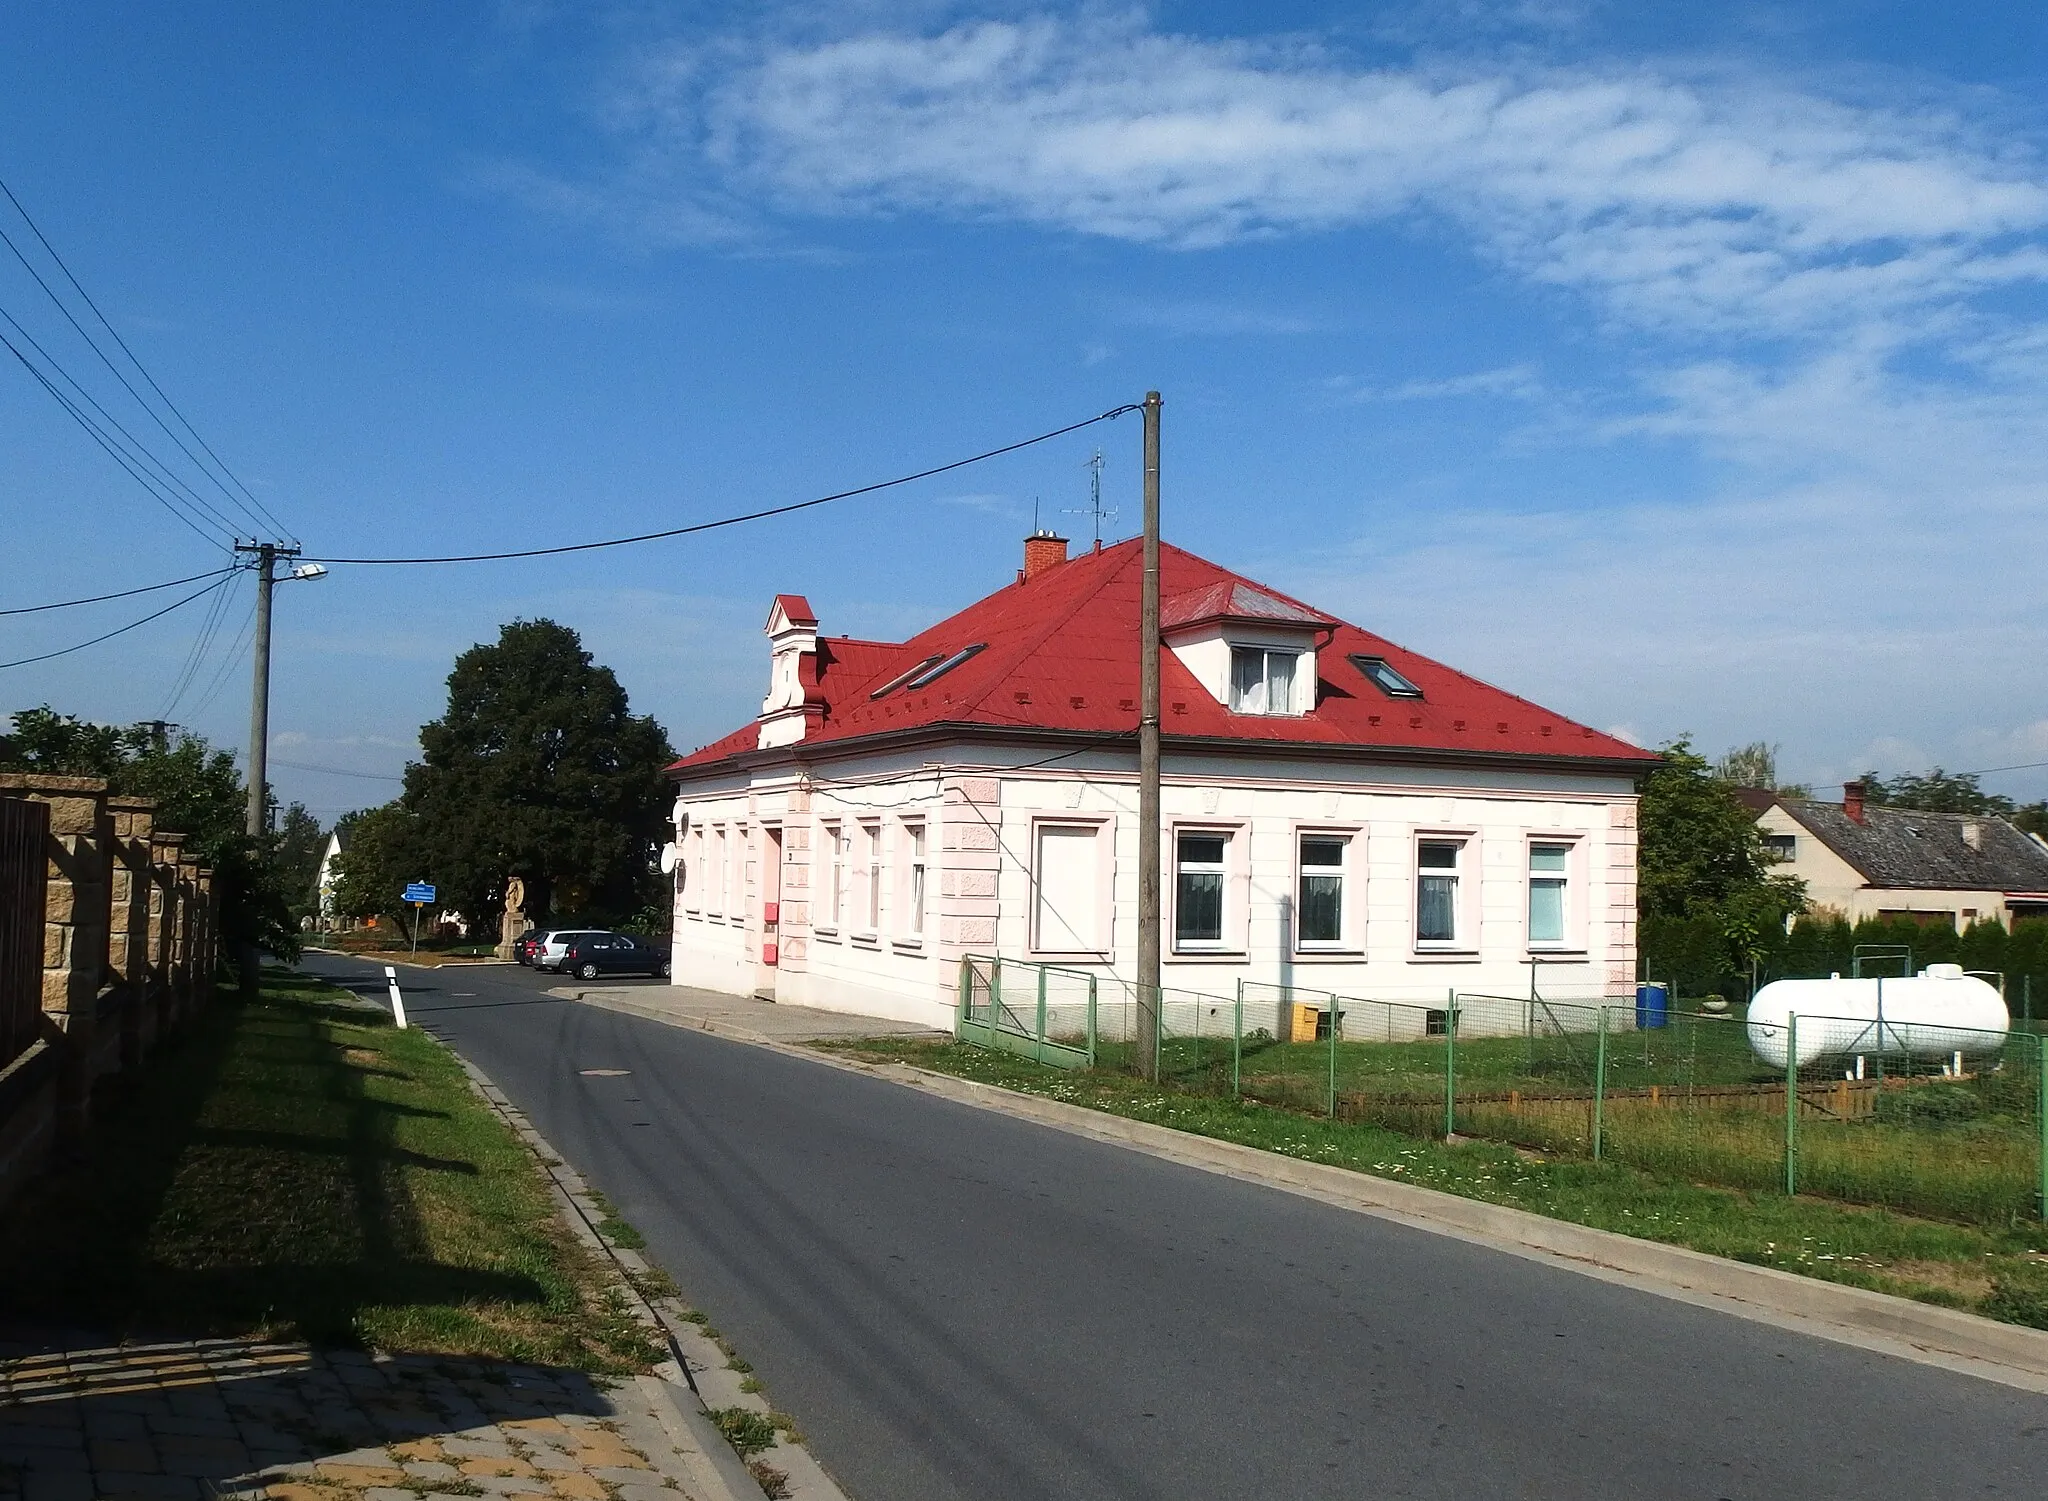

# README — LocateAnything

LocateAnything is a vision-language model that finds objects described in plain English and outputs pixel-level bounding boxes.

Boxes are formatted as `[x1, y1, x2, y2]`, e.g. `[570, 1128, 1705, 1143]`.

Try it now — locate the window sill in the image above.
[850, 933, 881, 950]
[1292, 949, 1366, 963]
[1167, 949, 1247, 963]
[1527, 948, 1589, 959]
[1409, 950, 1480, 963]
[891, 937, 926, 954]
[813, 928, 840, 944]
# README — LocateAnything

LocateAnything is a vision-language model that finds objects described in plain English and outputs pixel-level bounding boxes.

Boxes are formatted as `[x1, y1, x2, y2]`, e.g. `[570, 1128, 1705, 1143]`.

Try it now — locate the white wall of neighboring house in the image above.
[671, 745, 1639, 1033]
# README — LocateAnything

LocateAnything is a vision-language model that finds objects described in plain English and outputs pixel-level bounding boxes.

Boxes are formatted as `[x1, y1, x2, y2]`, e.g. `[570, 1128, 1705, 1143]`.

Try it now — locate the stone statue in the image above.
[494, 876, 528, 961]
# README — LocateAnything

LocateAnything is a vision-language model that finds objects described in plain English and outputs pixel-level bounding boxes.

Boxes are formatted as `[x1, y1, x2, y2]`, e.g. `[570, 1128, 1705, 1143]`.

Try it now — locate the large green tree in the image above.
[0, 707, 300, 961]
[1862, 766, 2048, 835]
[389, 619, 675, 930]
[1637, 738, 1806, 993]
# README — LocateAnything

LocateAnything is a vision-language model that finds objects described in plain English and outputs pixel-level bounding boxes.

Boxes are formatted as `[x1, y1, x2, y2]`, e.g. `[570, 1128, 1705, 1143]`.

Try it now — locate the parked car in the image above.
[556, 932, 671, 981]
[535, 930, 608, 972]
[514, 929, 552, 966]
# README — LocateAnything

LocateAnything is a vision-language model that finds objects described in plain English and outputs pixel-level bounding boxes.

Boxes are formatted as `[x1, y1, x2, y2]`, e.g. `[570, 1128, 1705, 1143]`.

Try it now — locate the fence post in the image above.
[1232, 979, 1243, 1098]
[1593, 1004, 1608, 1162]
[2037, 1031, 2046, 1222]
[1327, 991, 1339, 1118]
[956, 957, 969, 1039]
[1784, 1012, 1799, 1197]
[991, 959, 1003, 1048]
[1036, 965, 1048, 1065]
[1086, 973, 1098, 1067]
[1443, 988, 1458, 1140]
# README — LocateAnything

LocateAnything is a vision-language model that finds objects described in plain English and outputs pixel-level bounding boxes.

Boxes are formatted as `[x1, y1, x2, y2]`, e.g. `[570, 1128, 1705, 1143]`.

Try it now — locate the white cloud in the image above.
[639, 17, 2048, 338]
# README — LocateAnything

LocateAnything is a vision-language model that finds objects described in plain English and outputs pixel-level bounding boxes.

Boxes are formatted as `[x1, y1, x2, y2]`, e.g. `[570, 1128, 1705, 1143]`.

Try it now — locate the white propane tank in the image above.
[1747, 965, 2009, 1070]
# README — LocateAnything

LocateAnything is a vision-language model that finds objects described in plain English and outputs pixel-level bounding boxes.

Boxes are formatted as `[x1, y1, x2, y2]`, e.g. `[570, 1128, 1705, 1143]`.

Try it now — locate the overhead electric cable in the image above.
[0, 565, 238, 616]
[305, 405, 1143, 565]
[189, 597, 258, 719]
[269, 759, 404, 782]
[0, 300, 252, 536]
[158, 572, 241, 718]
[0, 201, 287, 544]
[0, 175, 295, 543]
[0, 578, 228, 670]
[0, 329, 233, 548]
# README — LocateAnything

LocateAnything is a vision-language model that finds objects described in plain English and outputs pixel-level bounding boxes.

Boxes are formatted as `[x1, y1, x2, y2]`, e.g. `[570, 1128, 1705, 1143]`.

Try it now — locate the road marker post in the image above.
[384, 965, 409, 1030]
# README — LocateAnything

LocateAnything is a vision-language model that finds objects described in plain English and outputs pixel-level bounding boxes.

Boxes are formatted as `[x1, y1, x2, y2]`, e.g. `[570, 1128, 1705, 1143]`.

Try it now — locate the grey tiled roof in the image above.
[1780, 799, 2048, 892]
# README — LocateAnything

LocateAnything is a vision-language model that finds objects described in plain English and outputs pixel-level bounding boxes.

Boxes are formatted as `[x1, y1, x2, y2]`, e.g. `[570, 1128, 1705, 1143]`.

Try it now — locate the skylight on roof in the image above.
[1351, 654, 1423, 699]
[903, 643, 986, 691]
[869, 654, 946, 700]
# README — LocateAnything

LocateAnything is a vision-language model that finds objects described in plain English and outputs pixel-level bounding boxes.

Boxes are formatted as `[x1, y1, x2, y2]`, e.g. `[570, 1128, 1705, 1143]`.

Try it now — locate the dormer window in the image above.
[1229, 646, 1297, 716]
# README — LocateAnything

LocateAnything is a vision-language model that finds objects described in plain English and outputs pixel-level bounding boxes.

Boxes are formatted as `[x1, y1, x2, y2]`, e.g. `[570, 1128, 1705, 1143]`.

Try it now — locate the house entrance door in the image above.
[756, 826, 783, 1000]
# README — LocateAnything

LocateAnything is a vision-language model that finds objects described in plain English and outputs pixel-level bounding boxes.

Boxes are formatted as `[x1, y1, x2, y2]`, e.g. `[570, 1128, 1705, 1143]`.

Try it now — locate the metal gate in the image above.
[0, 797, 50, 1069]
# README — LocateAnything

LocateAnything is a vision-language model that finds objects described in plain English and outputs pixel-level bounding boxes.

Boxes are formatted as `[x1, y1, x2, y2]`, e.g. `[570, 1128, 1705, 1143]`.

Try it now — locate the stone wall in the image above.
[0, 775, 219, 1213]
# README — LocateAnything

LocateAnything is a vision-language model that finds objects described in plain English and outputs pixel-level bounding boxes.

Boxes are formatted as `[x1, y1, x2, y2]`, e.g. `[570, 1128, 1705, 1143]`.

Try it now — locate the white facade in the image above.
[671, 743, 1639, 1032]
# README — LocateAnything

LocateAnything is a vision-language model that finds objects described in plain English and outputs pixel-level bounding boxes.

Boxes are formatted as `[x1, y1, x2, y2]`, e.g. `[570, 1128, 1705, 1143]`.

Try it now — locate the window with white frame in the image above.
[1228, 646, 1297, 716]
[903, 821, 927, 939]
[1528, 842, 1571, 947]
[1173, 831, 1227, 949]
[1033, 824, 1102, 952]
[687, 827, 703, 912]
[1297, 835, 1349, 948]
[1416, 839, 1464, 946]
[712, 826, 727, 914]
[862, 822, 883, 933]
[822, 822, 845, 928]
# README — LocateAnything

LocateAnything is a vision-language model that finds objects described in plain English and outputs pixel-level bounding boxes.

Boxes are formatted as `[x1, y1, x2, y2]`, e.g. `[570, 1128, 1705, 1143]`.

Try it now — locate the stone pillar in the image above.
[150, 832, 186, 1041]
[105, 797, 156, 1071]
[193, 869, 216, 1006]
[0, 773, 112, 1143]
[174, 852, 202, 1020]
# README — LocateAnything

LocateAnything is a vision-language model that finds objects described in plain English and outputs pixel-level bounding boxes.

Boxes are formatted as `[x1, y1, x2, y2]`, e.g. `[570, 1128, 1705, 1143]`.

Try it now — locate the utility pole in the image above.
[234, 540, 307, 838]
[1137, 392, 1162, 1080]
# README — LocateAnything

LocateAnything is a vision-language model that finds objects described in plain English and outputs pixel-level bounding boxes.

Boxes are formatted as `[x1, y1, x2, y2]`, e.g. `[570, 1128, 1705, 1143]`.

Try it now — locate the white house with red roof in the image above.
[666, 534, 1657, 1029]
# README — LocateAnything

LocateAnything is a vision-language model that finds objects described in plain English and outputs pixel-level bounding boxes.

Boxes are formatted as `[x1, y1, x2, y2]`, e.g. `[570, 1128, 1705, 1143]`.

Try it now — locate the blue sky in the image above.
[4, 1, 2047, 821]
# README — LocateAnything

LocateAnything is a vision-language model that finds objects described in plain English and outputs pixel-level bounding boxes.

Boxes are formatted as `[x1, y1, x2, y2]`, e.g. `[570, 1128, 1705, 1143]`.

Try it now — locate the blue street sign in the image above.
[403, 882, 437, 905]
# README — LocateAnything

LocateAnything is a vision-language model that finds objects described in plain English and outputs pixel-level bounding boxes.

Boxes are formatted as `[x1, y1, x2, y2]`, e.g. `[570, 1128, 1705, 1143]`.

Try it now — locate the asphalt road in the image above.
[301, 953, 2048, 1500]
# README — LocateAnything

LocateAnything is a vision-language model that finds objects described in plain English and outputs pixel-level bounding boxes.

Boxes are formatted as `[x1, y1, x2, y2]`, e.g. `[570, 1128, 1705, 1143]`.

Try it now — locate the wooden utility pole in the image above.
[1137, 391, 1162, 1079]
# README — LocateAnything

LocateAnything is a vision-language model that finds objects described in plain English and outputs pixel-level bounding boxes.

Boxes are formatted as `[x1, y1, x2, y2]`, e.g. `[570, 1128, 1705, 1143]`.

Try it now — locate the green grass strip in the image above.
[0, 968, 661, 1370]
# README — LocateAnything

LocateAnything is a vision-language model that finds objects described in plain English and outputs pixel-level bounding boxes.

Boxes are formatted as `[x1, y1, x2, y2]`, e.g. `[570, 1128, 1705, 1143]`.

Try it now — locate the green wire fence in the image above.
[954, 957, 2048, 1226]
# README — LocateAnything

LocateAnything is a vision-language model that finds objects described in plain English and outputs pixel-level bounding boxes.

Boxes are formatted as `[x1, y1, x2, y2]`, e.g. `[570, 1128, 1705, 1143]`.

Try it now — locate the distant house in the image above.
[1740, 782, 2048, 931]
[312, 826, 349, 931]
[665, 533, 1658, 1029]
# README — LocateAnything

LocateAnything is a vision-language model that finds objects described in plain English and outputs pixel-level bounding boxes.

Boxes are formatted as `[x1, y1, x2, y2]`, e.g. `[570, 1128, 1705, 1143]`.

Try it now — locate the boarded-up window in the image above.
[1033, 825, 1100, 952]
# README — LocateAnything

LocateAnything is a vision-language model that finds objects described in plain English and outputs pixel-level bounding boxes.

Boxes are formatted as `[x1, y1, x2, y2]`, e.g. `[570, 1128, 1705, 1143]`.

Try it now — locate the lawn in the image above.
[817, 1035, 2048, 1331]
[0, 969, 660, 1371]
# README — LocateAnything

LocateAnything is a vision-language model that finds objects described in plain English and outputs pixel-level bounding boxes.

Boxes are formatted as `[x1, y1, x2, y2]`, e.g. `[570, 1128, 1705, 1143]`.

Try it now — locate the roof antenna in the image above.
[1032, 496, 1041, 533]
[1063, 448, 1117, 548]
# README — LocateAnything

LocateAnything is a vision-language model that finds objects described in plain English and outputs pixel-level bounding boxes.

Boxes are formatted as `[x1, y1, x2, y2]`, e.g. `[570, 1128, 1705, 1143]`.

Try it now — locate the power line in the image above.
[0, 299, 250, 539]
[0, 328, 235, 549]
[0, 182, 290, 544]
[304, 405, 1143, 566]
[269, 759, 404, 782]
[0, 565, 239, 616]
[159, 572, 242, 718]
[0, 578, 228, 670]
[0, 175, 296, 544]
[189, 596, 258, 719]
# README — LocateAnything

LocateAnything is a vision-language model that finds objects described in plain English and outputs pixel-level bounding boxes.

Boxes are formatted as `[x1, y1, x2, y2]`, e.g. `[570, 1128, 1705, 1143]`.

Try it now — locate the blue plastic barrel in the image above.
[1635, 983, 1669, 1030]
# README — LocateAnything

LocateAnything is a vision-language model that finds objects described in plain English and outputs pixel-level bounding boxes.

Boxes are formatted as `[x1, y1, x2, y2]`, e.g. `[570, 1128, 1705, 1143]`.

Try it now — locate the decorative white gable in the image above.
[758, 594, 823, 749]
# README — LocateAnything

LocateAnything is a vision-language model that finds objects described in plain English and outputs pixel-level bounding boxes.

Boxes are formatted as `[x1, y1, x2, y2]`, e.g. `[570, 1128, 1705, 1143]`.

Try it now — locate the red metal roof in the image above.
[671, 539, 1657, 772]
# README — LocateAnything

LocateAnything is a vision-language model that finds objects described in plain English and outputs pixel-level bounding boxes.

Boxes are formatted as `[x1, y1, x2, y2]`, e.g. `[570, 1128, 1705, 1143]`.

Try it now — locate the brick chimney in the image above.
[1842, 780, 1867, 825]
[1023, 531, 1068, 580]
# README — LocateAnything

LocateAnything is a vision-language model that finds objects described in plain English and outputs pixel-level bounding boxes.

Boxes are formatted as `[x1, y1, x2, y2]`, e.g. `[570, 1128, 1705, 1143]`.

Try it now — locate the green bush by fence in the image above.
[954, 957, 2048, 1227]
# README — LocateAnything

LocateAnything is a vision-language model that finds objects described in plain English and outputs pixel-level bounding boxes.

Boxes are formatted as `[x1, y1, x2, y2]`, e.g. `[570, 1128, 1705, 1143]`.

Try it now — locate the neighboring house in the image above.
[1739, 782, 2048, 931]
[666, 533, 1659, 1030]
[312, 826, 349, 931]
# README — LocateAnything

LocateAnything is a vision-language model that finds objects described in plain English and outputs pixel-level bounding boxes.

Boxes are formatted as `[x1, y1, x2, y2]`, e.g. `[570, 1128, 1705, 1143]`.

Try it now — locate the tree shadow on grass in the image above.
[0, 971, 562, 1353]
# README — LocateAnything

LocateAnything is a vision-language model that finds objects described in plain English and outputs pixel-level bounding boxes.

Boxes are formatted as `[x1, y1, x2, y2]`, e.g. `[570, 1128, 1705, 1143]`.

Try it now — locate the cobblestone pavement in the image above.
[0, 1329, 715, 1501]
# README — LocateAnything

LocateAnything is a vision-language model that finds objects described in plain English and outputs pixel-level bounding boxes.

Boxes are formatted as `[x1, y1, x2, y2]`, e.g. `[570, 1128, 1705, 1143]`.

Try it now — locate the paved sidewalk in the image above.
[552, 982, 937, 1044]
[0, 1330, 727, 1501]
